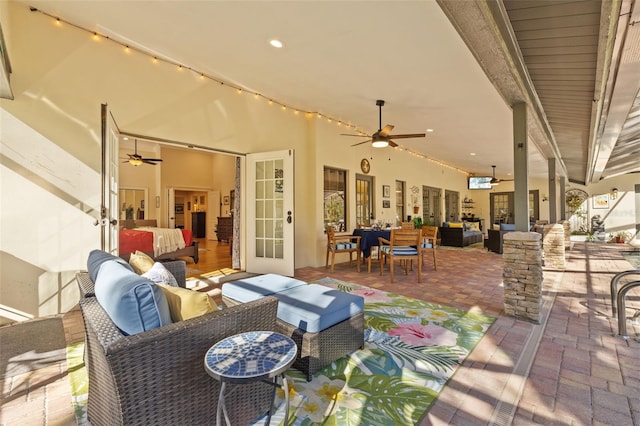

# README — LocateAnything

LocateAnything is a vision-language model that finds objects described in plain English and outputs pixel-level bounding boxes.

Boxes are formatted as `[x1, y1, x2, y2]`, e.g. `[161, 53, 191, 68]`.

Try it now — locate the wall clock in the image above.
[360, 158, 370, 174]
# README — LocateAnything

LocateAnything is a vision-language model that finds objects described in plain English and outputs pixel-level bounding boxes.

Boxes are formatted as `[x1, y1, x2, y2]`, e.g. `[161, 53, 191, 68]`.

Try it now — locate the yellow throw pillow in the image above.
[157, 284, 216, 322]
[129, 250, 155, 274]
[449, 222, 463, 228]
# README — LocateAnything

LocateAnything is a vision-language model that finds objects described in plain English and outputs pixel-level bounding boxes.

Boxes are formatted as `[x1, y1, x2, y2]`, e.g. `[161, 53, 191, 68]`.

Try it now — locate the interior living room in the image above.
[1, 1, 639, 425]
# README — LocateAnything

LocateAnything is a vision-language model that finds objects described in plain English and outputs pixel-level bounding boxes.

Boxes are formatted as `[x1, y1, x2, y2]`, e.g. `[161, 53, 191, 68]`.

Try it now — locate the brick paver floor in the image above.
[1, 241, 638, 425]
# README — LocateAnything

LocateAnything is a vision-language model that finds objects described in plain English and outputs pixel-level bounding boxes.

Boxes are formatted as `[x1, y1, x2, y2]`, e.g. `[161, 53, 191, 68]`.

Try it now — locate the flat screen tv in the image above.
[468, 176, 492, 189]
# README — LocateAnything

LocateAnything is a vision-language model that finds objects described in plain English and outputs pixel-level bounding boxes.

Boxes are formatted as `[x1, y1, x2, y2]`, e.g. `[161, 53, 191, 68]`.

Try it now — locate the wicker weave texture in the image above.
[77, 272, 279, 426]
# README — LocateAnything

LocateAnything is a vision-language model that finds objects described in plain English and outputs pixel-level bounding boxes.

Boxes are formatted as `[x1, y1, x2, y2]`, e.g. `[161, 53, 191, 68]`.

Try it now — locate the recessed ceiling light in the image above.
[426, 128, 434, 133]
[270, 39, 283, 48]
[470, 152, 476, 156]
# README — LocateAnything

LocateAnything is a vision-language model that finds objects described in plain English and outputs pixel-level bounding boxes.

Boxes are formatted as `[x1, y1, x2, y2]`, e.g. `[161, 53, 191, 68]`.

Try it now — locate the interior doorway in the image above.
[118, 132, 240, 274]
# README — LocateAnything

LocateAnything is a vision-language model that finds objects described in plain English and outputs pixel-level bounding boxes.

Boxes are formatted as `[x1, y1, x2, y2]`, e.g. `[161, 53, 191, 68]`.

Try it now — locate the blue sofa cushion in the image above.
[273, 284, 364, 333]
[221, 273, 307, 303]
[500, 223, 516, 231]
[95, 259, 172, 335]
[380, 246, 418, 255]
[87, 249, 133, 283]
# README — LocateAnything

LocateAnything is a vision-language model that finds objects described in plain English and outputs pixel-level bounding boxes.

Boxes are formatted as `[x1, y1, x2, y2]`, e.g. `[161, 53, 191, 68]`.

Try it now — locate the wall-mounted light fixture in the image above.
[610, 188, 618, 200]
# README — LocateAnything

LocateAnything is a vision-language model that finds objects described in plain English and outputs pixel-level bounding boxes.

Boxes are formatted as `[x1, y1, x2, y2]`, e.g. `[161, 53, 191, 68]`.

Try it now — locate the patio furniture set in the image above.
[76, 250, 364, 425]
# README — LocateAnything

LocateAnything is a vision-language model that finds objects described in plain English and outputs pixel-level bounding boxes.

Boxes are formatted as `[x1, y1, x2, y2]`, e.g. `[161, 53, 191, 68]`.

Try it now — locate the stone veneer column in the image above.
[542, 223, 566, 269]
[502, 232, 543, 323]
[560, 220, 571, 249]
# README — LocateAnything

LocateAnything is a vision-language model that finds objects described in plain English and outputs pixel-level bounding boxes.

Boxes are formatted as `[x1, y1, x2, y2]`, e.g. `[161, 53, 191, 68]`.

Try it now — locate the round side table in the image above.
[204, 331, 297, 426]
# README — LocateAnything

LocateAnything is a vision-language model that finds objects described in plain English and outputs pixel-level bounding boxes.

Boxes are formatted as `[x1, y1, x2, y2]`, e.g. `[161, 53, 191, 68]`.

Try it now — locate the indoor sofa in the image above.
[439, 221, 483, 247]
[76, 250, 279, 426]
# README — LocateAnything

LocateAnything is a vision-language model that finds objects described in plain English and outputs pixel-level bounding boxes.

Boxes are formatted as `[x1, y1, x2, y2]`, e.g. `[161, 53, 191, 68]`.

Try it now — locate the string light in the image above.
[29, 6, 468, 175]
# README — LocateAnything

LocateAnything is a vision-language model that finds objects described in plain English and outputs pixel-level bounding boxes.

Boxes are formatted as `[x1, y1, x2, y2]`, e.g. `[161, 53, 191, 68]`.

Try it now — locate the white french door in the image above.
[100, 104, 120, 254]
[245, 150, 294, 276]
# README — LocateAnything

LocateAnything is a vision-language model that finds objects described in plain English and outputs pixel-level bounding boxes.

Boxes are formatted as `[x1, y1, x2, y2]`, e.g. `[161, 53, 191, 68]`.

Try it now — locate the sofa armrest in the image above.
[162, 260, 187, 288]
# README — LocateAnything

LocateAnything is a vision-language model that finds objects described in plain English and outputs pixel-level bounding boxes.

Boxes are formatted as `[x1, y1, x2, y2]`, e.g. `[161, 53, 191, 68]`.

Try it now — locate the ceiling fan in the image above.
[123, 139, 163, 166]
[342, 99, 426, 148]
[490, 165, 513, 185]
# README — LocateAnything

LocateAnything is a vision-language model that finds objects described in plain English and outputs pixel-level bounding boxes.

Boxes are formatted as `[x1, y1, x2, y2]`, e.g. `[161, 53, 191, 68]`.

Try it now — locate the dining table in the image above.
[352, 228, 392, 260]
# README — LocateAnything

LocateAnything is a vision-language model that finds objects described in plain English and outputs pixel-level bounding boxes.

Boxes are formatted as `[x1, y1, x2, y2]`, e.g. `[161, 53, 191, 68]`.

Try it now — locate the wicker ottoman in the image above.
[222, 275, 365, 381]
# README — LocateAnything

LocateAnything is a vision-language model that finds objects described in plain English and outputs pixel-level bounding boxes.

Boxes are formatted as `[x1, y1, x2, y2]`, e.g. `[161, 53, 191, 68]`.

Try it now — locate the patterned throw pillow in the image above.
[142, 262, 179, 287]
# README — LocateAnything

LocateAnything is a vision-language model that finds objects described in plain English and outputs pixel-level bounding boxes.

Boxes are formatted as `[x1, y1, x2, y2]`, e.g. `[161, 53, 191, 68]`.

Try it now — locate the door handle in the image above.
[287, 211, 292, 224]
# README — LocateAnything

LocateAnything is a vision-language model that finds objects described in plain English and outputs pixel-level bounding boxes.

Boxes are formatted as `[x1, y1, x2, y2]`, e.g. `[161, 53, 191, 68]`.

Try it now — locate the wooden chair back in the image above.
[391, 228, 421, 246]
[421, 225, 438, 243]
[400, 221, 415, 229]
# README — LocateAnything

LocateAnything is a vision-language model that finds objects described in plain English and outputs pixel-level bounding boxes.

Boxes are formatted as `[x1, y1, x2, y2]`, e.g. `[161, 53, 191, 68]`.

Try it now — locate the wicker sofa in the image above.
[76, 259, 280, 425]
[439, 223, 483, 247]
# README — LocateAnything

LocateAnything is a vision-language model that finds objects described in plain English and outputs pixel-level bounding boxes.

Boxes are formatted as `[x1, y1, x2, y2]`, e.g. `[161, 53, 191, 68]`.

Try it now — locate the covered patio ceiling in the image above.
[11, 0, 640, 184]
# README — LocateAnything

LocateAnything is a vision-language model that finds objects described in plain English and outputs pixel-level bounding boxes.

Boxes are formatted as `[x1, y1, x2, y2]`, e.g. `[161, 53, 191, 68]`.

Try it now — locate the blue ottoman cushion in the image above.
[222, 273, 307, 303]
[272, 284, 364, 333]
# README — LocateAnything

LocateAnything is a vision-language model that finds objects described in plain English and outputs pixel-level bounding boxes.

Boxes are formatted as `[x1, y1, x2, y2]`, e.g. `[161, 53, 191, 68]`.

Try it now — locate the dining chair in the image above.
[325, 226, 361, 272]
[400, 221, 415, 229]
[378, 229, 422, 283]
[421, 225, 438, 270]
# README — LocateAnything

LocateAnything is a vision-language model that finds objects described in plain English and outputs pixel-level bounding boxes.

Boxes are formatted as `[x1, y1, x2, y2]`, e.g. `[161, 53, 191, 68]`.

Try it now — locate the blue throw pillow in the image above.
[87, 249, 133, 283]
[95, 259, 172, 335]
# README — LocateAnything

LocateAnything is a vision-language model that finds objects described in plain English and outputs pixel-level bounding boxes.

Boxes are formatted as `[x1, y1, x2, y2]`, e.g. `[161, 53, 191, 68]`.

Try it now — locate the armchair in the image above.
[486, 223, 516, 254]
[325, 225, 361, 272]
[75, 270, 280, 425]
[421, 225, 438, 270]
[378, 229, 423, 283]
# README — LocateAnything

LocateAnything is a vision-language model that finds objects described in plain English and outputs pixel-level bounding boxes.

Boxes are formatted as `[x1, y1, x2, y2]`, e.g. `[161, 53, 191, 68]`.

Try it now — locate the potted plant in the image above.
[410, 185, 420, 214]
[413, 216, 423, 229]
[613, 231, 631, 243]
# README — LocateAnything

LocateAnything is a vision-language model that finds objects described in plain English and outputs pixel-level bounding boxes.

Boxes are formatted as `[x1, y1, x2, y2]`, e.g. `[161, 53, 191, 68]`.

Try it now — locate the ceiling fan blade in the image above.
[351, 139, 372, 147]
[142, 159, 159, 165]
[142, 158, 163, 162]
[387, 133, 426, 139]
[388, 140, 398, 148]
[378, 124, 394, 137]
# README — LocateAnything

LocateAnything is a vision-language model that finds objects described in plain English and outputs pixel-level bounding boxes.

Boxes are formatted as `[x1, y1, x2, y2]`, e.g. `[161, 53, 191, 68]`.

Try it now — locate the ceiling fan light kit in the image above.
[372, 138, 389, 148]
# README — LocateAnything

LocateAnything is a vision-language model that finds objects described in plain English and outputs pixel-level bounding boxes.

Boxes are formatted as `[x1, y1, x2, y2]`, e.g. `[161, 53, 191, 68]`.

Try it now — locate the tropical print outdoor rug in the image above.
[67, 277, 495, 426]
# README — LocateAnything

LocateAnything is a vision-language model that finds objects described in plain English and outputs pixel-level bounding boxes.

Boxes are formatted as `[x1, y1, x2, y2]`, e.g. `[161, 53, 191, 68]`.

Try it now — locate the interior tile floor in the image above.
[1, 241, 638, 425]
